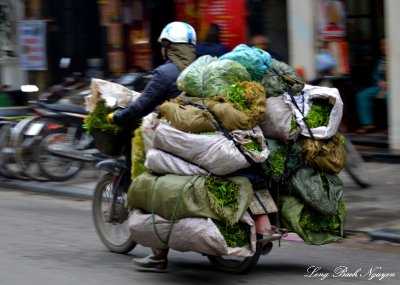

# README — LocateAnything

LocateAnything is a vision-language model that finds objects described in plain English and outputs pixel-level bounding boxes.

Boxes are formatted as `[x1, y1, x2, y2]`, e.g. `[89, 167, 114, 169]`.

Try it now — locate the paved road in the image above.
[0, 189, 399, 285]
[1, 161, 399, 236]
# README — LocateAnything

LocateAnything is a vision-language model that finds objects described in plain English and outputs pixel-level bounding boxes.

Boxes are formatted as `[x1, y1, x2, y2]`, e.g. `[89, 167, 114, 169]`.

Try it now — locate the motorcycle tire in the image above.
[10, 116, 53, 181]
[207, 241, 261, 274]
[92, 173, 136, 254]
[0, 124, 21, 179]
[344, 138, 371, 188]
[36, 132, 84, 182]
[0, 123, 31, 180]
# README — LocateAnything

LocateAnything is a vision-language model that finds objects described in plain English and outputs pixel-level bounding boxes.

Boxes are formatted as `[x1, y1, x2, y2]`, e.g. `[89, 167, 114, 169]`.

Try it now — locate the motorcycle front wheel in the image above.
[207, 242, 261, 274]
[92, 173, 136, 253]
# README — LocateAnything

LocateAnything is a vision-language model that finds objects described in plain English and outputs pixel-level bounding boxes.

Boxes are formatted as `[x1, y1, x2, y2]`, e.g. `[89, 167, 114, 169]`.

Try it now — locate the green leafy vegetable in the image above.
[268, 147, 286, 177]
[226, 83, 252, 111]
[214, 220, 250, 248]
[83, 100, 122, 135]
[290, 116, 297, 133]
[205, 177, 240, 213]
[243, 137, 262, 154]
[305, 99, 333, 128]
[299, 201, 345, 236]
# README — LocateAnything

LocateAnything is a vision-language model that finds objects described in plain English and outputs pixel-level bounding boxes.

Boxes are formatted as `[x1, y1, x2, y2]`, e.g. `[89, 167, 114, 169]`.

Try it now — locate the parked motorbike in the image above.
[13, 100, 90, 181]
[38, 60, 90, 105]
[0, 106, 35, 179]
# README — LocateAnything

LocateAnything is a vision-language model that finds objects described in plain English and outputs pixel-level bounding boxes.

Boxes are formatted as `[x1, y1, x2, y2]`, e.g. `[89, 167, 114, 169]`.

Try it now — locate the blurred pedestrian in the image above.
[250, 34, 285, 62]
[196, 23, 227, 57]
[355, 38, 387, 134]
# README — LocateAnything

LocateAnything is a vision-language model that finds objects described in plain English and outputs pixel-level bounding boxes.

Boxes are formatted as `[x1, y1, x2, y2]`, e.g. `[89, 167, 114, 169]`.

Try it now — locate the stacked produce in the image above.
[87, 44, 348, 253]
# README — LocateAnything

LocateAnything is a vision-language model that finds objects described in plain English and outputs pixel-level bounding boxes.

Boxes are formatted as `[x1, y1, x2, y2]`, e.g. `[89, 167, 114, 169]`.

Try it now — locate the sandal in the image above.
[257, 232, 282, 242]
[356, 125, 377, 134]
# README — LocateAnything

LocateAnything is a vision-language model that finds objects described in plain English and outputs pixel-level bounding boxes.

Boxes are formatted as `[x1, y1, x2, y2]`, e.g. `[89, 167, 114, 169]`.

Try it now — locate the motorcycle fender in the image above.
[95, 159, 123, 175]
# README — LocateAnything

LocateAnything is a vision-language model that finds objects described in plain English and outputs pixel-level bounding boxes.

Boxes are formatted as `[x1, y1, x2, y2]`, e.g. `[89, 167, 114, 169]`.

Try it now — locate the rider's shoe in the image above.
[131, 249, 169, 271]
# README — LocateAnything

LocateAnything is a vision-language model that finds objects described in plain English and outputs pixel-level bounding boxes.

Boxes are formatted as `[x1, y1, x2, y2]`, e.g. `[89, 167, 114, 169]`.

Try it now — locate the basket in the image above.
[91, 129, 126, 156]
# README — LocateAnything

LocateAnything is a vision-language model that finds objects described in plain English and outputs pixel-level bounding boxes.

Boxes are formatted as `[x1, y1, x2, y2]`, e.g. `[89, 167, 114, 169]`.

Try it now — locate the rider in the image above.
[108, 21, 197, 271]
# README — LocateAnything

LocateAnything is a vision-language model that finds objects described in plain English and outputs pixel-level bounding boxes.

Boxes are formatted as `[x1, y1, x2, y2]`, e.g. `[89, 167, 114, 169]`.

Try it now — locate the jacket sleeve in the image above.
[112, 68, 168, 127]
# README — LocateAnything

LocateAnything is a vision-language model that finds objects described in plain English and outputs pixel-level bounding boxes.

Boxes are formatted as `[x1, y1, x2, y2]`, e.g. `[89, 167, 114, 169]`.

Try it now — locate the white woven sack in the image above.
[128, 209, 257, 257]
[85, 78, 141, 112]
[284, 84, 343, 139]
[145, 149, 209, 176]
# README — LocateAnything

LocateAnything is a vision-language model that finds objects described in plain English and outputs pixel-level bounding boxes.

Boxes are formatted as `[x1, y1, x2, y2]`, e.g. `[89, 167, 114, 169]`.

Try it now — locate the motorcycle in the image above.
[12, 100, 90, 181]
[90, 116, 285, 274]
[0, 106, 36, 179]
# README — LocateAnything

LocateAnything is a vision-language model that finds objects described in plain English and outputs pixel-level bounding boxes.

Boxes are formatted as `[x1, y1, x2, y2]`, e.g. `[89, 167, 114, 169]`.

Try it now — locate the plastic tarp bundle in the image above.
[127, 172, 253, 225]
[298, 133, 347, 174]
[152, 122, 269, 175]
[259, 96, 300, 143]
[128, 209, 257, 257]
[260, 59, 305, 96]
[284, 84, 343, 139]
[85, 78, 140, 112]
[160, 88, 266, 133]
[219, 44, 272, 81]
[285, 166, 343, 215]
[145, 149, 209, 176]
[280, 195, 346, 245]
[176, 56, 251, 97]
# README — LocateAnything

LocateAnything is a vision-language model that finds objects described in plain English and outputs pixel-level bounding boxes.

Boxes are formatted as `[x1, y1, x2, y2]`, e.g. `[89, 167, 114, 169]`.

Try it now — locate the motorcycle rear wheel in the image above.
[36, 132, 84, 182]
[207, 242, 261, 274]
[92, 173, 136, 253]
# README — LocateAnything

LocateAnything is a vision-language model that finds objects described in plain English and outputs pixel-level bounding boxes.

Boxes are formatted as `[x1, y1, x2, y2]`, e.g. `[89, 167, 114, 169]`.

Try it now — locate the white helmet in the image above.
[158, 21, 197, 46]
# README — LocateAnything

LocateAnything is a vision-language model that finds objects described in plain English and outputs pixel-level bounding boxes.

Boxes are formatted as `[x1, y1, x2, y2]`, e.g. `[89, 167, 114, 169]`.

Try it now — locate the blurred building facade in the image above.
[1, 0, 399, 149]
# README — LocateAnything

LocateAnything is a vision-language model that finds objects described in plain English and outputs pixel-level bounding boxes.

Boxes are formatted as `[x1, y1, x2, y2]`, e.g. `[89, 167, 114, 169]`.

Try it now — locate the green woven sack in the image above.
[127, 172, 253, 225]
[285, 166, 343, 215]
[280, 195, 346, 245]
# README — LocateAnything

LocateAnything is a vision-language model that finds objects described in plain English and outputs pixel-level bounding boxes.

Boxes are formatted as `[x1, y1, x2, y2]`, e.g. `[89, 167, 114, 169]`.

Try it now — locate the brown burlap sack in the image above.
[298, 133, 347, 174]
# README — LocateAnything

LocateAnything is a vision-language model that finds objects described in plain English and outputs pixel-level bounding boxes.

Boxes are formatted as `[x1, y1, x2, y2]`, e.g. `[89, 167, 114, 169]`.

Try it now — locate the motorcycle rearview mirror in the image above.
[20, 85, 39, 93]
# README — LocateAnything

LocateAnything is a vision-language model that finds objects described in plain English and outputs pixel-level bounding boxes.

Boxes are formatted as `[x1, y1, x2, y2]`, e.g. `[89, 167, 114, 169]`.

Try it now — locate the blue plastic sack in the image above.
[220, 44, 272, 81]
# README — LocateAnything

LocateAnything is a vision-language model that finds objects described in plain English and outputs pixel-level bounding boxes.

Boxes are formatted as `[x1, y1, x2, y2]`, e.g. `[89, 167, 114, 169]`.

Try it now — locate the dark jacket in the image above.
[112, 60, 181, 128]
[196, 42, 227, 58]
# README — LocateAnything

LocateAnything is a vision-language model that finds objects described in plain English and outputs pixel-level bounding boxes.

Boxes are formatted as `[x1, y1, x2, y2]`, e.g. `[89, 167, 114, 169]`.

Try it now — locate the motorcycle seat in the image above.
[38, 102, 88, 115]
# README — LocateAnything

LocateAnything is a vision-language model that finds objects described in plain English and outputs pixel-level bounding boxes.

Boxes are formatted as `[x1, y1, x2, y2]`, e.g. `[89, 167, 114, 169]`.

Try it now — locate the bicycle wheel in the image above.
[92, 173, 136, 253]
[344, 138, 371, 188]
[36, 132, 84, 182]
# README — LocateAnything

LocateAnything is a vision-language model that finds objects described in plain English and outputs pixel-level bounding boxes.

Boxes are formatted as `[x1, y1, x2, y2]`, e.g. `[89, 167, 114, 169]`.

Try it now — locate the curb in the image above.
[0, 178, 93, 200]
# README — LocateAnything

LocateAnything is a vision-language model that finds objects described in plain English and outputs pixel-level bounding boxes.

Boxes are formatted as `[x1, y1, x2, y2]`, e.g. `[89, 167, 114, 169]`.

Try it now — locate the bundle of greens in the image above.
[262, 139, 304, 183]
[83, 100, 122, 135]
[176, 55, 217, 97]
[280, 195, 346, 245]
[243, 137, 262, 154]
[299, 201, 345, 236]
[214, 220, 250, 248]
[305, 99, 333, 128]
[205, 176, 240, 224]
[131, 127, 147, 179]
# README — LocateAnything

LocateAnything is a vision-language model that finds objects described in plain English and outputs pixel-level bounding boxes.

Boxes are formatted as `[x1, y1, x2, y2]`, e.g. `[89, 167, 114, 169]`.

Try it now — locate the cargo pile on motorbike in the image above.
[86, 44, 348, 257]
